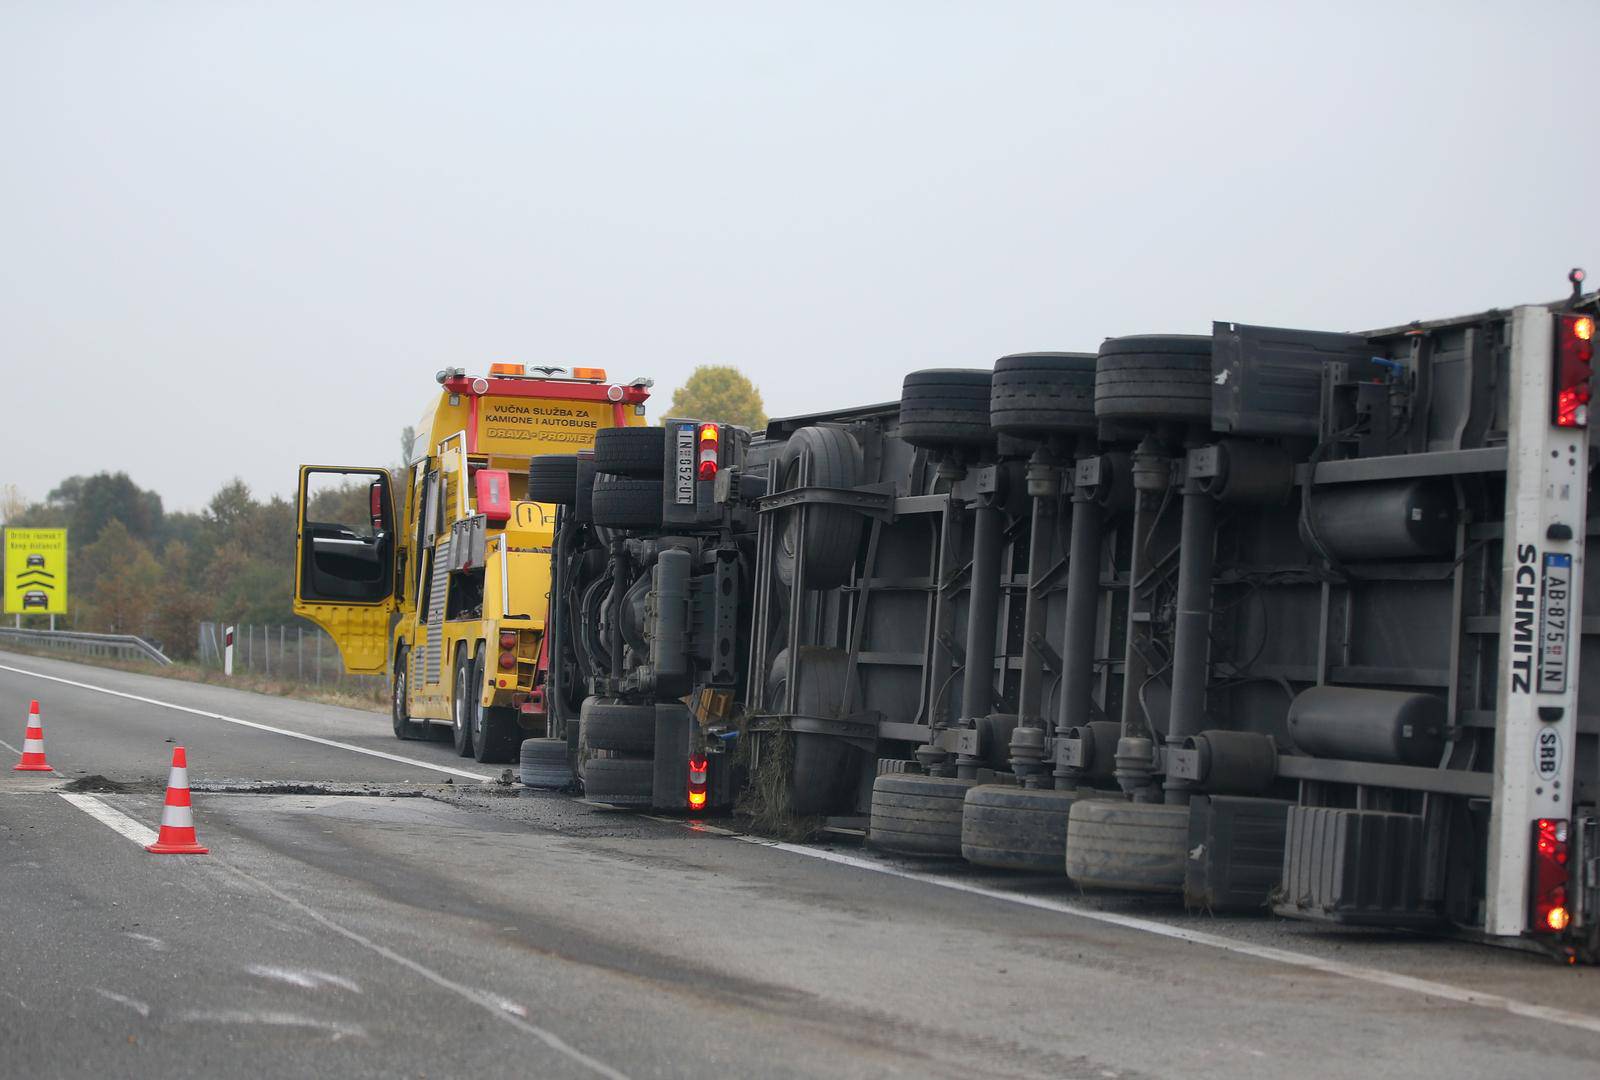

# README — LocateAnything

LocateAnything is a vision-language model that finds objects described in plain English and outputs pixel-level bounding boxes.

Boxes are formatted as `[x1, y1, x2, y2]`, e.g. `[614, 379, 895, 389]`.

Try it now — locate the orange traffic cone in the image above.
[146, 746, 208, 855]
[12, 700, 51, 772]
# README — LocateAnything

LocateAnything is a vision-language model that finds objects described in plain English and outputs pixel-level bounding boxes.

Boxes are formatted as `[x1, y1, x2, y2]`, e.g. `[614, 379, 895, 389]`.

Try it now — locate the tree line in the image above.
[3, 473, 297, 660]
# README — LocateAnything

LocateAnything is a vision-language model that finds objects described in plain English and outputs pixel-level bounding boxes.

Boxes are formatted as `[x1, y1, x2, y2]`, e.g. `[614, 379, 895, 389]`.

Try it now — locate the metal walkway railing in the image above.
[0, 627, 173, 666]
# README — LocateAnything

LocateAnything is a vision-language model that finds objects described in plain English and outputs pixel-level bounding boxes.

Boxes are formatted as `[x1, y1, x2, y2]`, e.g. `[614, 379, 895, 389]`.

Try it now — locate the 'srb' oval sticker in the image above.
[1536, 727, 1563, 782]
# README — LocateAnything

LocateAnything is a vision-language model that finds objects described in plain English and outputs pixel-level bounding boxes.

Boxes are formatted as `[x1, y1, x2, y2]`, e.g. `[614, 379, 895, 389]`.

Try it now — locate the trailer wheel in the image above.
[770, 647, 859, 817]
[582, 699, 655, 754]
[592, 476, 664, 529]
[470, 651, 522, 764]
[520, 738, 573, 789]
[898, 369, 994, 450]
[528, 454, 580, 504]
[584, 756, 654, 806]
[391, 646, 427, 741]
[1065, 799, 1189, 893]
[989, 353, 1098, 438]
[867, 774, 979, 857]
[961, 785, 1101, 872]
[775, 426, 865, 590]
[451, 644, 474, 757]
[1093, 335, 1213, 425]
[594, 427, 666, 478]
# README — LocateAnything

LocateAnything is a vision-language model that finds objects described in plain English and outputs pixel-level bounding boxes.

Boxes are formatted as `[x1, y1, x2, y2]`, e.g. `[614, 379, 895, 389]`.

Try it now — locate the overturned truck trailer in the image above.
[739, 275, 1600, 960]
[523, 274, 1599, 960]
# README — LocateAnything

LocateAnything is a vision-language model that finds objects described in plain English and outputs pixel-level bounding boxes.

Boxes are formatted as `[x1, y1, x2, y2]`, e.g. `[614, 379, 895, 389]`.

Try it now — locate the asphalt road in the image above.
[2, 649, 1599, 1079]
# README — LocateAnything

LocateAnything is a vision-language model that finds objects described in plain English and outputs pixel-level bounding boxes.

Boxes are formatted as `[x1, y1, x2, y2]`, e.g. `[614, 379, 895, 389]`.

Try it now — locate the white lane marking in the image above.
[122, 932, 166, 952]
[57, 793, 158, 848]
[247, 965, 362, 993]
[176, 1009, 366, 1040]
[735, 836, 1600, 1038]
[209, 860, 630, 1079]
[94, 988, 151, 1018]
[0, 662, 492, 783]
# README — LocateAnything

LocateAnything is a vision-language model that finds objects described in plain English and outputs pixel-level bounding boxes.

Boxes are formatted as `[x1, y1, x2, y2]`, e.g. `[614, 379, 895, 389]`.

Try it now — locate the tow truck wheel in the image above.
[470, 650, 522, 764]
[391, 646, 426, 741]
[451, 645, 474, 757]
[1065, 799, 1189, 893]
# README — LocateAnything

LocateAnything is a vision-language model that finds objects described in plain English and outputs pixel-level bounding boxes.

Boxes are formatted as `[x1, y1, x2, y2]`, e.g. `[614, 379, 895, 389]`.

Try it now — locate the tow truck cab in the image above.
[293, 364, 650, 763]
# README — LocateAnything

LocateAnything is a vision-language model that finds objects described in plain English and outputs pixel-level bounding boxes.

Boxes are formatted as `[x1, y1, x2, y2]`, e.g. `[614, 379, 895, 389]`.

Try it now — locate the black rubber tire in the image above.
[574, 456, 599, 523]
[584, 756, 654, 806]
[1093, 335, 1213, 425]
[391, 646, 427, 740]
[960, 785, 1097, 872]
[451, 644, 474, 757]
[591, 476, 663, 529]
[898, 369, 994, 450]
[582, 699, 656, 754]
[769, 647, 857, 817]
[1065, 799, 1189, 893]
[775, 426, 865, 590]
[471, 651, 522, 764]
[520, 738, 573, 789]
[594, 427, 666, 478]
[990, 353, 1098, 437]
[528, 455, 580, 504]
[867, 774, 979, 857]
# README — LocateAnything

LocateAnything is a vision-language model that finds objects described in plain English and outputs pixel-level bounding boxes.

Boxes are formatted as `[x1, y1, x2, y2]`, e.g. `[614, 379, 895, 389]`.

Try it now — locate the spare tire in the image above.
[990, 353, 1098, 438]
[528, 454, 580, 504]
[775, 426, 864, 590]
[1065, 799, 1189, 893]
[584, 755, 654, 807]
[898, 369, 994, 450]
[867, 774, 979, 857]
[1094, 335, 1213, 425]
[595, 427, 666, 478]
[520, 738, 573, 789]
[592, 476, 663, 529]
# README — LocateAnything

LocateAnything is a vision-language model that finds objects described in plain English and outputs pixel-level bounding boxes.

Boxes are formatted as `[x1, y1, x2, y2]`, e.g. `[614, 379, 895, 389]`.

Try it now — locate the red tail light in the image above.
[1553, 314, 1594, 428]
[498, 650, 517, 670]
[688, 754, 708, 811]
[499, 631, 518, 650]
[1531, 818, 1571, 933]
[697, 423, 720, 482]
[369, 482, 385, 530]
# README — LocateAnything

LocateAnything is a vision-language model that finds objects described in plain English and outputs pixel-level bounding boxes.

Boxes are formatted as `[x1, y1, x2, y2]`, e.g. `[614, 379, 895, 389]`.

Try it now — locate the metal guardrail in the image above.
[0, 627, 173, 666]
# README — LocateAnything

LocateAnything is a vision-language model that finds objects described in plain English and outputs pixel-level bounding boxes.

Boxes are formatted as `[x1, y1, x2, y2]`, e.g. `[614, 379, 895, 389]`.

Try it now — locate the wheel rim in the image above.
[454, 661, 466, 734]
[394, 667, 407, 725]
[470, 658, 485, 747]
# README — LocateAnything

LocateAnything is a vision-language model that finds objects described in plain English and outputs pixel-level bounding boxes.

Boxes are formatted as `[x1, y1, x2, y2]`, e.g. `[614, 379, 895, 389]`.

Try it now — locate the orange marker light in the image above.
[571, 367, 607, 381]
[1576, 317, 1595, 342]
[1547, 906, 1572, 931]
[490, 363, 526, 376]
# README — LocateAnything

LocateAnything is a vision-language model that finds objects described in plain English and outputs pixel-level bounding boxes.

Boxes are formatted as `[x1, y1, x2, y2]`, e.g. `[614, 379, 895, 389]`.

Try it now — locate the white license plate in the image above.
[1537, 552, 1572, 694]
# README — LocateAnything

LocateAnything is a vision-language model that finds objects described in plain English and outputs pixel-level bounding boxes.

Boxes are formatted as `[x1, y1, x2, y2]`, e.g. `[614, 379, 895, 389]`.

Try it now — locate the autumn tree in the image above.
[666, 366, 768, 429]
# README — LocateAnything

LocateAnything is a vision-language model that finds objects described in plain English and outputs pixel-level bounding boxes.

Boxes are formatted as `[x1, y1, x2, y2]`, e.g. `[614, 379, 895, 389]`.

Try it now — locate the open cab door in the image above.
[293, 465, 397, 674]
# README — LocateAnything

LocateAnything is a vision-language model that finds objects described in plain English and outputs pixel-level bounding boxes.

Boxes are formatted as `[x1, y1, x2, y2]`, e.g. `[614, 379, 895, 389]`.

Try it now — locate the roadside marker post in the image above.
[146, 746, 209, 855]
[224, 625, 234, 677]
[12, 699, 51, 771]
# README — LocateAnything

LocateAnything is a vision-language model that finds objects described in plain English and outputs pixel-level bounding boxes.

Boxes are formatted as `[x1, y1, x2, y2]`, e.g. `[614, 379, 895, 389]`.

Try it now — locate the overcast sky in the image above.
[2, 1, 1595, 511]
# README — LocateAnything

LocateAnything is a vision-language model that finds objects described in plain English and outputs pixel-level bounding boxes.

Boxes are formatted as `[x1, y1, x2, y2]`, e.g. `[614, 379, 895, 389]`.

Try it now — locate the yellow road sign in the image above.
[5, 528, 68, 615]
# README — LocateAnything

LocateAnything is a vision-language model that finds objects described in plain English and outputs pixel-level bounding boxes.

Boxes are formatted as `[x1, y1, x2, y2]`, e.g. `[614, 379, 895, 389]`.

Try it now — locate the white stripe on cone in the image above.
[159, 800, 195, 830]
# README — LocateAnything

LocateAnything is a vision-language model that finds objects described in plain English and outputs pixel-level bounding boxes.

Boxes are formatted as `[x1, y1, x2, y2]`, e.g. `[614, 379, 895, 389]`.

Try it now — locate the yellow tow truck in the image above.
[293, 363, 650, 761]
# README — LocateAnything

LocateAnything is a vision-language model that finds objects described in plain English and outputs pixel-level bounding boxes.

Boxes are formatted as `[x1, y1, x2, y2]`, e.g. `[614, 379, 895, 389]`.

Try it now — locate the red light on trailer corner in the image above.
[1547, 906, 1572, 931]
[688, 755, 708, 811]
